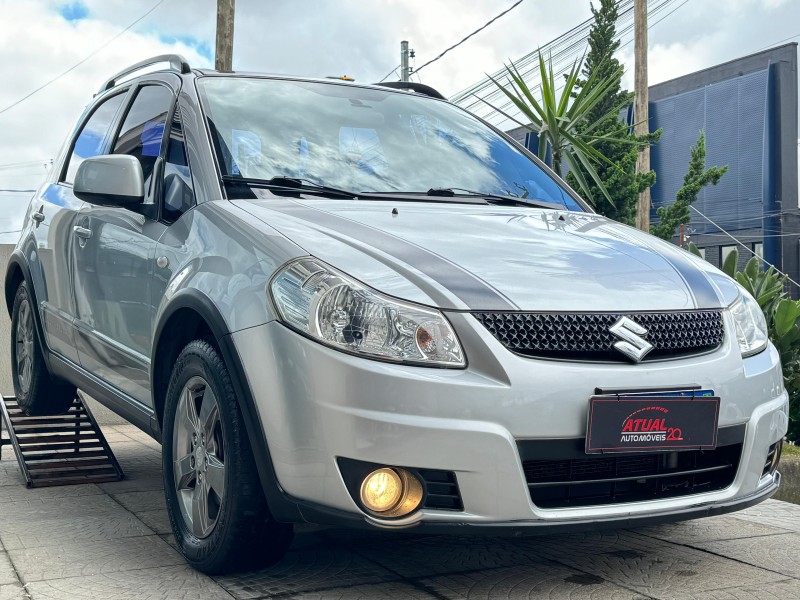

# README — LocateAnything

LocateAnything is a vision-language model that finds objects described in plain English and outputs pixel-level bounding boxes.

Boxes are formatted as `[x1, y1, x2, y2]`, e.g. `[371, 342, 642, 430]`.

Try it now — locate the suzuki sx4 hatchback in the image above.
[4, 56, 788, 574]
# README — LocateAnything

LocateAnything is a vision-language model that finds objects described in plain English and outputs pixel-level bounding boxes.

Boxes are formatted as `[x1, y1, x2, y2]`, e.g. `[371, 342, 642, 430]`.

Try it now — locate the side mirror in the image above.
[73, 155, 144, 206]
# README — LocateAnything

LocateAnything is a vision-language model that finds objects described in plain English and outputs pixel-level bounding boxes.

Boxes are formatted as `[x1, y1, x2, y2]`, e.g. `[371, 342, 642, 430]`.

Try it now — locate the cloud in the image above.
[0, 0, 798, 193]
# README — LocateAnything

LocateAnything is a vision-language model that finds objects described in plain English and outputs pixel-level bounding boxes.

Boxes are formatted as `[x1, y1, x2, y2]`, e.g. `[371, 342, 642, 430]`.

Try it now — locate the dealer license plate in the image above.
[586, 391, 719, 454]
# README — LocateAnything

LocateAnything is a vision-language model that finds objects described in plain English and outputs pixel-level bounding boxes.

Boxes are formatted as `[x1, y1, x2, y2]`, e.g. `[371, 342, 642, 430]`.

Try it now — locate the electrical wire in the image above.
[378, 65, 401, 83]
[618, 0, 690, 50]
[0, 159, 52, 171]
[450, 0, 634, 107]
[689, 205, 800, 290]
[452, 0, 688, 126]
[414, 0, 526, 74]
[0, 0, 168, 115]
[477, 0, 681, 125]
[751, 32, 800, 54]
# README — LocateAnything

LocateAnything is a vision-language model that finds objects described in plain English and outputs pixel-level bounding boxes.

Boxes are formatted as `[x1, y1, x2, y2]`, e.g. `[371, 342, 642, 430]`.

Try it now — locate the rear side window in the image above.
[161, 108, 195, 222]
[112, 85, 174, 192]
[64, 93, 126, 183]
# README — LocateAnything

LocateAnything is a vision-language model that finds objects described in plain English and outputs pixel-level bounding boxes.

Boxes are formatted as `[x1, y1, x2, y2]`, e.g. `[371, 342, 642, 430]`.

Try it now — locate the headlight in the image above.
[729, 292, 768, 357]
[269, 258, 466, 367]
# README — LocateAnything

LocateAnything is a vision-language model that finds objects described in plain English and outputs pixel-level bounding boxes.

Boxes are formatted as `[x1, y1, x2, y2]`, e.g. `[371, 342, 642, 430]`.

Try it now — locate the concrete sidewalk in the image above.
[0, 417, 798, 599]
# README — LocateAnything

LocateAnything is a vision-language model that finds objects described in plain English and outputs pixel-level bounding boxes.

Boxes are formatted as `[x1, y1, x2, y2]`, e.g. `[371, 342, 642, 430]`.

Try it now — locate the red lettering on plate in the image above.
[667, 427, 684, 441]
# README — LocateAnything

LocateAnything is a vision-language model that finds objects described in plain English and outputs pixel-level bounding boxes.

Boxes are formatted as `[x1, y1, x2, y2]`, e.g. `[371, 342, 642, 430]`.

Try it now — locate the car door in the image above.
[32, 91, 128, 365]
[72, 81, 177, 407]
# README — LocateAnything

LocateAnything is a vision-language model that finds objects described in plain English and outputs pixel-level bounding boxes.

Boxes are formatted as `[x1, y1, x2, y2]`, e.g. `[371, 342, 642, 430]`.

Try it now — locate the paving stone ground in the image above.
[0, 410, 798, 599]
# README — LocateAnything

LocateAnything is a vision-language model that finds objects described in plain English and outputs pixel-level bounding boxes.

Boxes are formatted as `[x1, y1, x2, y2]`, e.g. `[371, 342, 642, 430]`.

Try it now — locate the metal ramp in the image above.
[0, 394, 124, 488]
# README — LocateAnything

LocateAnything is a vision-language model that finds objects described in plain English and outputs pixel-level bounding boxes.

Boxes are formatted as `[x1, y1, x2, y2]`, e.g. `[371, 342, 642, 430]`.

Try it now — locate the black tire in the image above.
[162, 340, 293, 575]
[10, 281, 75, 416]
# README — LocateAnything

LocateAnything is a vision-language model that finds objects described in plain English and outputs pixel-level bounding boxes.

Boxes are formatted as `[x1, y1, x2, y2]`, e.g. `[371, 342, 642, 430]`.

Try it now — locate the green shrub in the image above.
[689, 243, 799, 441]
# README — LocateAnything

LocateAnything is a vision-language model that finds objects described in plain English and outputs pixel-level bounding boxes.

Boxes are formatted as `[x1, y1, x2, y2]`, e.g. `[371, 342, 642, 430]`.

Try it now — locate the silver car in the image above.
[4, 55, 787, 574]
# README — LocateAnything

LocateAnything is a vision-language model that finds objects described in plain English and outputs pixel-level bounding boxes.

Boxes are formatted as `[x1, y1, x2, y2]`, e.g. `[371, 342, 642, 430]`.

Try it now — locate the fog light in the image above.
[359, 467, 423, 517]
[360, 468, 402, 512]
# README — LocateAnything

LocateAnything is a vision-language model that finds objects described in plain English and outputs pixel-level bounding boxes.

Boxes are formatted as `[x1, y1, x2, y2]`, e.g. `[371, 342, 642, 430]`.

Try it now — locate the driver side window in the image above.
[63, 92, 126, 184]
[111, 84, 173, 196]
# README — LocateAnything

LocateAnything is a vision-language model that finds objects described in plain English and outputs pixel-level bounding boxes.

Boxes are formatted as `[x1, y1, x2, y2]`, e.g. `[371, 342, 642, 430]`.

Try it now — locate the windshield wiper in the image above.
[222, 176, 358, 199]
[426, 187, 564, 210]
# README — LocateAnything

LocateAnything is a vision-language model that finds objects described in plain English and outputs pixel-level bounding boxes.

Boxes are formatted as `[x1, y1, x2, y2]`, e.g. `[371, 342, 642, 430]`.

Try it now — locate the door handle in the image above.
[73, 226, 92, 239]
[31, 208, 44, 225]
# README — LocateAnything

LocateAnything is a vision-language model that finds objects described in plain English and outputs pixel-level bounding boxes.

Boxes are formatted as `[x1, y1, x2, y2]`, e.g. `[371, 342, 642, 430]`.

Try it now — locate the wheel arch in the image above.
[4, 258, 25, 317]
[151, 290, 227, 428]
[4, 252, 53, 371]
[150, 289, 303, 522]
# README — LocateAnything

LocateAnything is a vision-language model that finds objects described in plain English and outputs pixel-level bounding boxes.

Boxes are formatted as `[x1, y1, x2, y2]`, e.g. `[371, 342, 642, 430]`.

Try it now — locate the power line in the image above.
[451, 0, 687, 126]
[452, 0, 640, 118]
[379, 65, 400, 83]
[414, 0, 526, 74]
[689, 205, 800, 291]
[752, 32, 800, 54]
[0, 159, 52, 171]
[618, 0, 690, 50]
[450, 0, 633, 105]
[486, 0, 680, 124]
[0, 0, 168, 116]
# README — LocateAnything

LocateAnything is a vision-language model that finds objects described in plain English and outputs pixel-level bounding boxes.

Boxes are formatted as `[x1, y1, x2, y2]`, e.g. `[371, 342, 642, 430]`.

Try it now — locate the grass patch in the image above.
[783, 442, 800, 459]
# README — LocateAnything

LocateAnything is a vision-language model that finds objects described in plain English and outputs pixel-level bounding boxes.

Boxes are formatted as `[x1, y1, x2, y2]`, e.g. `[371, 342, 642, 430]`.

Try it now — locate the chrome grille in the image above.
[474, 310, 724, 362]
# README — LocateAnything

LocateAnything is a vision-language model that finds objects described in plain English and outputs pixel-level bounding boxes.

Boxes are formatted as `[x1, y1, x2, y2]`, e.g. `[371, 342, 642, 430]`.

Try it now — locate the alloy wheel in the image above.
[15, 298, 34, 396]
[173, 376, 226, 539]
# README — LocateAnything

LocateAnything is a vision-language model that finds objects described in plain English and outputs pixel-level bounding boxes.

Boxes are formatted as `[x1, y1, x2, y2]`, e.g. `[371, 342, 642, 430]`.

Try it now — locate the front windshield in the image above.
[199, 77, 584, 211]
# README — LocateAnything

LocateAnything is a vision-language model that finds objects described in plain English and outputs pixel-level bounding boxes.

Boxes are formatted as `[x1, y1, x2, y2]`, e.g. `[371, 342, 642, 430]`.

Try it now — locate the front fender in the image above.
[4, 249, 53, 372]
[149, 286, 304, 523]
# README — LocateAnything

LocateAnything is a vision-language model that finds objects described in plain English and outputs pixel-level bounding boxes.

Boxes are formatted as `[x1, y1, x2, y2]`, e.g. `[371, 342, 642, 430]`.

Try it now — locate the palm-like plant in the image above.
[482, 51, 635, 204]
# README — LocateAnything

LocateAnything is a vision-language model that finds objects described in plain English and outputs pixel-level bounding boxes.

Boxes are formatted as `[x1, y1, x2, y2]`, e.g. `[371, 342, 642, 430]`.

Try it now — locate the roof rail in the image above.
[373, 81, 446, 100]
[97, 54, 191, 95]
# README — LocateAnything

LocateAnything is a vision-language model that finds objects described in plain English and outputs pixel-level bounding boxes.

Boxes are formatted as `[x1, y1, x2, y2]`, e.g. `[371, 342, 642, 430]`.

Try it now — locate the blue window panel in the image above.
[141, 121, 165, 157]
[649, 68, 769, 235]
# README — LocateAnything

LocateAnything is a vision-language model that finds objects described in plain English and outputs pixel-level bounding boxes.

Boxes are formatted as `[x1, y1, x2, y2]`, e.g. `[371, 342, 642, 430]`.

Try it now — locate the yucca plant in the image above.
[482, 51, 639, 204]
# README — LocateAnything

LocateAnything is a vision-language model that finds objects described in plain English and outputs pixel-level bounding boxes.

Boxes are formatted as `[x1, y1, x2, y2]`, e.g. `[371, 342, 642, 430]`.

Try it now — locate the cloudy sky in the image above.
[0, 0, 798, 192]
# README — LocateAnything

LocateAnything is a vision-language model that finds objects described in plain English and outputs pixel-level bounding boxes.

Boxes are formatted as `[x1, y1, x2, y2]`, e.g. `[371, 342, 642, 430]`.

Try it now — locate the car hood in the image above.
[234, 198, 738, 312]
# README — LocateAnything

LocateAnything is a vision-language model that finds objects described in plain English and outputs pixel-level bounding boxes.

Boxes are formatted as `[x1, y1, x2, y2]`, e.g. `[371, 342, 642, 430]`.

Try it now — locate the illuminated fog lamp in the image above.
[359, 468, 424, 517]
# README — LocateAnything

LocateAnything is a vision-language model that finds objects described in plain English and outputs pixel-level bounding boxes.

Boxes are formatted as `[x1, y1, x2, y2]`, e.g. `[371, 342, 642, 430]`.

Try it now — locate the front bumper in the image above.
[232, 311, 789, 529]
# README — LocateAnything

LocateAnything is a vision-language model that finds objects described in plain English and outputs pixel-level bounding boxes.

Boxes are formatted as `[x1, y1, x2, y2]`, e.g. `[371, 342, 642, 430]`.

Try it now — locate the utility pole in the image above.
[215, 0, 235, 72]
[634, 0, 650, 232]
[400, 40, 410, 82]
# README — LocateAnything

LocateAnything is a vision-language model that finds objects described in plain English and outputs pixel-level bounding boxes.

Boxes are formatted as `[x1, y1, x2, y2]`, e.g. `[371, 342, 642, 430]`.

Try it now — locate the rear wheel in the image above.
[162, 340, 293, 574]
[10, 281, 75, 415]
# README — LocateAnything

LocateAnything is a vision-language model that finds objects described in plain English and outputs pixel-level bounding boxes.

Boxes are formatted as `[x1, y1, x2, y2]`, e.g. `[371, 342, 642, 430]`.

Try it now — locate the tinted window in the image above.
[200, 78, 584, 211]
[64, 93, 126, 183]
[162, 109, 195, 222]
[112, 85, 173, 192]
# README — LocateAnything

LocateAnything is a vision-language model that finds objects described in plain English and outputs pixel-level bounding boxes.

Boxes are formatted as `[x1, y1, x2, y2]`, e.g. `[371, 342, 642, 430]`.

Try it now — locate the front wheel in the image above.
[10, 281, 75, 415]
[162, 340, 293, 575]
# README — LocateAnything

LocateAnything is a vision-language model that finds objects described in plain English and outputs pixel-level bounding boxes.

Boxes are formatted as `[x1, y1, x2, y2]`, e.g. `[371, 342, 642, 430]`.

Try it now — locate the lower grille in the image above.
[519, 426, 743, 509]
[420, 469, 463, 511]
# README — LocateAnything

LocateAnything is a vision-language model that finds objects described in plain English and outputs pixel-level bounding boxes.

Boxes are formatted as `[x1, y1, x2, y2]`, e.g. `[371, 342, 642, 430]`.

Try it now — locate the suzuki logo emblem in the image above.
[609, 316, 653, 363]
